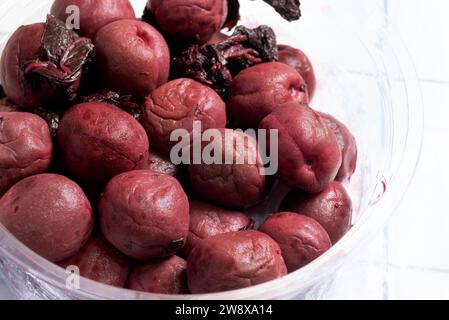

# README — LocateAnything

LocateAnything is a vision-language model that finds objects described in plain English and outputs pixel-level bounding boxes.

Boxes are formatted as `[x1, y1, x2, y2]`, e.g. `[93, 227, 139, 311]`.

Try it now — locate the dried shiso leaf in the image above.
[172, 25, 278, 97]
[259, 0, 301, 21]
[80, 90, 142, 120]
[23, 15, 95, 105]
[225, 0, 301, 29]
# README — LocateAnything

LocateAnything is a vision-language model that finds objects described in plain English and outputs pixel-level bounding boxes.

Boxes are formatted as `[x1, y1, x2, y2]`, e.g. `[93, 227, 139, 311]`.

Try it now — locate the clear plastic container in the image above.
[0, 0, 423, 299]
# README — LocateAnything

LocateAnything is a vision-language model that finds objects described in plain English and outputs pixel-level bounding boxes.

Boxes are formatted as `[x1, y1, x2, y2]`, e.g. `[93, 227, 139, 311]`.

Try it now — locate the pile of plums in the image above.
[0, 0, 357, 295]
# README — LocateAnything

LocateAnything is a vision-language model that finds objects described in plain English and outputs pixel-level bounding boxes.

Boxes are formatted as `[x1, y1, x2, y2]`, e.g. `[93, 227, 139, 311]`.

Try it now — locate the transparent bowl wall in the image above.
[0, 0, 423, 299]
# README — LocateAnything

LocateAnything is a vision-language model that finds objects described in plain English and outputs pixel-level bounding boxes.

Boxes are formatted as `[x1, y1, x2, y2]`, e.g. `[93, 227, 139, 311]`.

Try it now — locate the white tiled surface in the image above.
[331, 0, 449, 300]
[1, 0, 449, 300]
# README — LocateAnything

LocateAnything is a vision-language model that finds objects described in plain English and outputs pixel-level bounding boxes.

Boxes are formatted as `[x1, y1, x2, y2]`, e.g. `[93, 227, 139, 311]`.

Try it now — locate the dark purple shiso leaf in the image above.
[259, 0, 301, 21]
[80, 90, 142, 120]
[226, 0, 301, 28]
[23, 15, 95, 105]
[172, 25, 278, 97]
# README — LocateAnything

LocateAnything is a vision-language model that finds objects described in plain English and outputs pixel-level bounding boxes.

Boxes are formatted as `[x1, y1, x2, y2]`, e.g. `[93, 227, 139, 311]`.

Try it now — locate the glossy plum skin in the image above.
[282, 181, 353, 243]
[259, 212, 331, 272]
[0, 174, 93, 262]
[189, 129, 266, 209]
[51, 0, 136, 38]
[0, 112, 53, 196]
[228, 62, 309, 128]
[259, 103, 342, 193]
[183, 200, 253, 256]
[59, 233, 130, 288]
[278, 45, 317, 99]
[147, 0, 228, 45]
[94, 20, 170, 98]
[141, 78, 226, 156]
[99, 170, 190, 260]
[319, 112, 358, 182]
[127, 256, 188, 294]
[0, 23, 67, 109]
[187, 230, 287, 293]
[57, 102, 149, 186]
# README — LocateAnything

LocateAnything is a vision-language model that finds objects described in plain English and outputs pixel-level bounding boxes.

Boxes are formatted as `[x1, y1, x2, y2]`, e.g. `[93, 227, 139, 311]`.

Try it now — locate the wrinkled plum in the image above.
[0, 174, 93, 262]
[0, 24, 56, 108]
[141, 78, 226, 156]
[189, 129, 266, 209]
[51, 0, 136, 38]
[259, 212, 331, 272]
[228, 62, 308, 128]
[94, 20, 170, 98]
[187, 230, 287, 293]
[183, 200, 253, 256]
[282, 181, 353, 243]
[57, 102, 149, 186]
[144, 0, 228, 45]
[319, 112, 357, 182]
[278, 44, 316, 99]
[0, 112, 53, 196]
[127, 256, 188, 294]
[59, 233, 130, 287]
[99, 170, 189, 260]
[259, 103, 341, 193]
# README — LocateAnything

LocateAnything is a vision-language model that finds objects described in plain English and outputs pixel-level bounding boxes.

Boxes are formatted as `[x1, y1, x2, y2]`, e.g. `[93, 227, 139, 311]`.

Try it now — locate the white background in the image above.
[327, 0, 449, 300]
[1, 0, 449, 299]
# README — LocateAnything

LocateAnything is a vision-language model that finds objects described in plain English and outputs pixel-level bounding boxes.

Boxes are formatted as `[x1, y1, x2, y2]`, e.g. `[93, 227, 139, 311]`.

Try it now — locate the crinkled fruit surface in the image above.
[127, 256, 188, 294]
[259, 212, 331, 272]
[57, 102, 149, 186]
[282, 181, 353, 243]
[278, 44, 316, 99]
[187, 230, 287, 293]
[94, 19, 170, 98]
[146, 0, 228, 45]
[228, 62, 309, 128]
[141, 78, 226, 156]
[0, 24, 52, 109]
[1, 17, 96, 110]
[189, 128, 266, 209]
[99, 170, 189, 260]
[0, 174, 93, 262]
[259, 103, 342, 193]
[319, 112, 358, 182]
[0, 112, 53, 196]
[183, 200, 253, 256]
[59, 233, 130, 288]
[51, 0, 136, 38]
